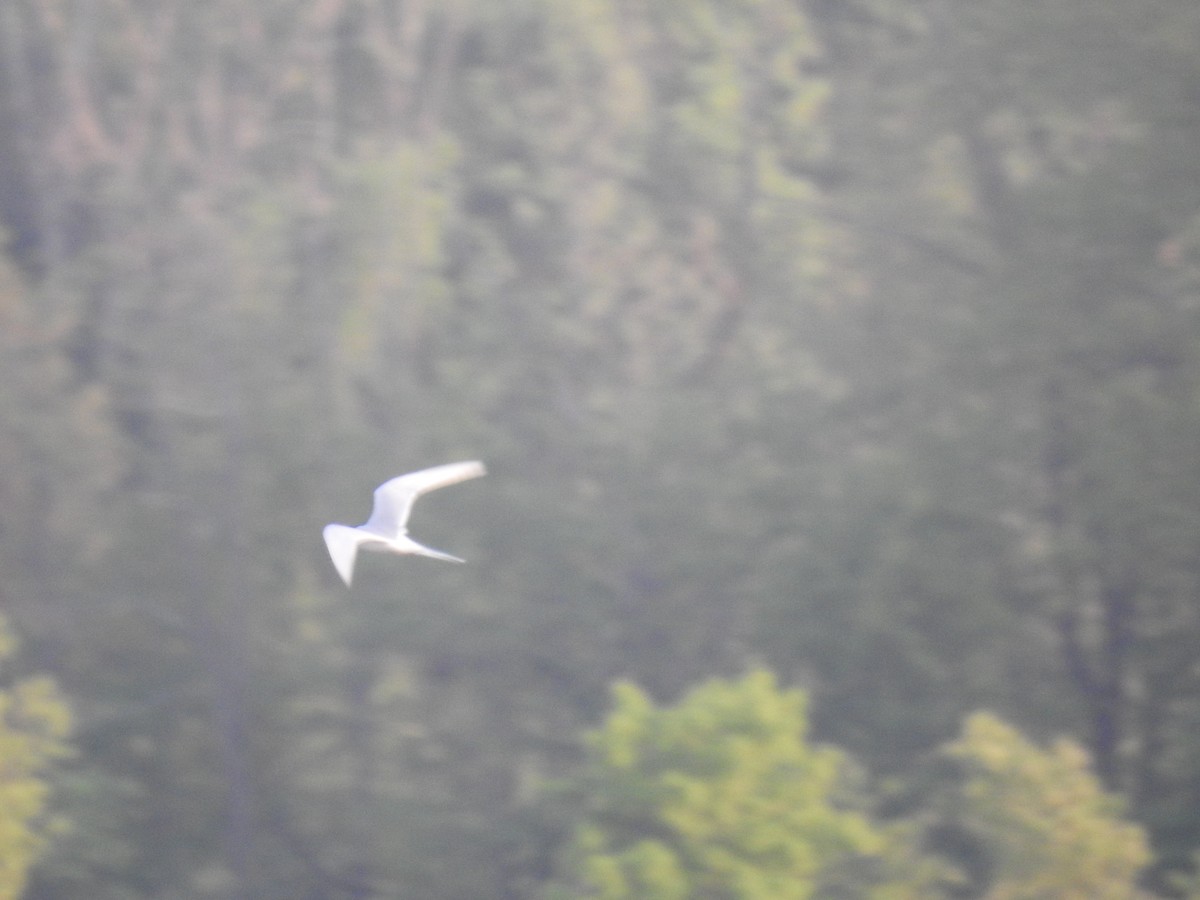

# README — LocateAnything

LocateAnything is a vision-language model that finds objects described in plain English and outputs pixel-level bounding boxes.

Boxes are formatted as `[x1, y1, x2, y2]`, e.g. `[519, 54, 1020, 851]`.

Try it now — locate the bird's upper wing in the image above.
[364, 460, 486, 536]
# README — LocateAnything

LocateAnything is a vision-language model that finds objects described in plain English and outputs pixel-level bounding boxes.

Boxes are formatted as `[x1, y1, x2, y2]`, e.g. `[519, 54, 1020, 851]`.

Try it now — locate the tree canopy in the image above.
[0, 617, 71, 900]
[945, 712, 1152, 899]
[0, 0, 1198, 896]
[546, 670, 888, 899]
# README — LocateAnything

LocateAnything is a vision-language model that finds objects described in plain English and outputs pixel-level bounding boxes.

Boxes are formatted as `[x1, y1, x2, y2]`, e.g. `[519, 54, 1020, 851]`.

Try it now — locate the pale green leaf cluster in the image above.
[551, 670, 893, 899]
[0, 616, 71, 900]
[949, 712, 1151, 899]
[550, 676, 1164, 900]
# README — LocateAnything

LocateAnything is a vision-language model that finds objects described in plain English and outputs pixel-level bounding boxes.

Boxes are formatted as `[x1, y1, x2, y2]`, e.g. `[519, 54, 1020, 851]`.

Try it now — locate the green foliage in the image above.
[547, 683, 1158, 900]
[1168, 850, 1200, 899]
[546, 670, 921, 899]
[0, 0, 1198, 895]
[945, 712, 1151, 899]
[0, 616, 71, 900]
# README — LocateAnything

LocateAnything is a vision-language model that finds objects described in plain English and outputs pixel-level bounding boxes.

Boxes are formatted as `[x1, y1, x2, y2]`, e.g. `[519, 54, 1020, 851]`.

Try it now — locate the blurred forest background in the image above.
[1, 0, 1200, 897]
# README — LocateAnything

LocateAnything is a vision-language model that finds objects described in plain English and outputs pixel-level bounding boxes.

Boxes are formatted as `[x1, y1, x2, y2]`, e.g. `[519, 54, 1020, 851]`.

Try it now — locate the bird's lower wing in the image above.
[323, 524, 366, 586]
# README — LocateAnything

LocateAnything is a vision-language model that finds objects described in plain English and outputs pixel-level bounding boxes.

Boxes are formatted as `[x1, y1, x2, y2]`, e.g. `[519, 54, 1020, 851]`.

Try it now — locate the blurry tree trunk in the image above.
[195, 612, 255, 899]
[1043, 382, 1110, 783]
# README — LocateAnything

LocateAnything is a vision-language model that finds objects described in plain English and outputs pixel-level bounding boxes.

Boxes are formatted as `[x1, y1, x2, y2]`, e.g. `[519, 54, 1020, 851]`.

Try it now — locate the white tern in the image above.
[323, 461, 486, 586]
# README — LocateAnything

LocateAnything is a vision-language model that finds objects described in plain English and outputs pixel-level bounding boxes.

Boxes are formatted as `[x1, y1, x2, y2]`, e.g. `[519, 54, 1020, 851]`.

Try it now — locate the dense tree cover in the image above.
[0, 0, 1197, 896]
[547, 672, 1155, 900]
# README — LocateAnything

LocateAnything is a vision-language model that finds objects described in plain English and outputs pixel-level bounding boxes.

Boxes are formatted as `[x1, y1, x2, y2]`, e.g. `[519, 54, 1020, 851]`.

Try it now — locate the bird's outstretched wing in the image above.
[364, 460, 486, 537]
[323, 524, 366, 586]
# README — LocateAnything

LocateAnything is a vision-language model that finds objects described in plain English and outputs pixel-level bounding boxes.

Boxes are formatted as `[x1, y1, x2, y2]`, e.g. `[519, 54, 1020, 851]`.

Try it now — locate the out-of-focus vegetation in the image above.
[545, 672, 1152, 900]
[1, 0, 1199, 896]
[543, 671, 902, 900]
[943, 711, 1151, 899]
[0, 617, 70, 900]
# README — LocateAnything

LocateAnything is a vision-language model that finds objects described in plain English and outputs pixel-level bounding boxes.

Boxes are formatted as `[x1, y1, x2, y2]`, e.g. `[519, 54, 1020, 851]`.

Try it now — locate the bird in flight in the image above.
[323, 461, 486, 586]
